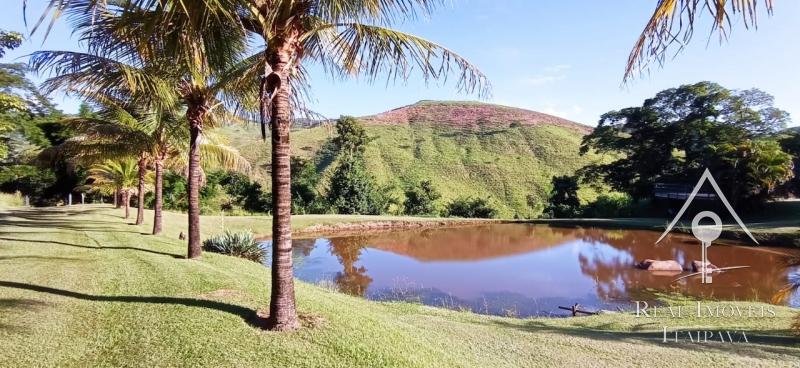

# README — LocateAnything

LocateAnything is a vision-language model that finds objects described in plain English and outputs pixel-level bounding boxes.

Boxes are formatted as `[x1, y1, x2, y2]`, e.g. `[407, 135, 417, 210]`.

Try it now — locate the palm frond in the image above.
[199, 142, 251, 173]
[308, 22, 490, 98]
[30, 50, 178, 107]
[625, 0, 773, 82]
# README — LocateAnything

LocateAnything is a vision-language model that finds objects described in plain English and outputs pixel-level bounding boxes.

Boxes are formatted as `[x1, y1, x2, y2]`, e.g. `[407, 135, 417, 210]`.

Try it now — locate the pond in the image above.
[261, 224, 800, 317]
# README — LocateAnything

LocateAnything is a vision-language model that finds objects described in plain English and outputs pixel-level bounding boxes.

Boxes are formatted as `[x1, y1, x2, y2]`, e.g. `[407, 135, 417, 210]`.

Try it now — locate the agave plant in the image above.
[202, 229, 266, 263]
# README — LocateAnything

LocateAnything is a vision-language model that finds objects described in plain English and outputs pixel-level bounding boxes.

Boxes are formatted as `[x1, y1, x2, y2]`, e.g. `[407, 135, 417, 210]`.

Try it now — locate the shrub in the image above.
[403, 180, 441, 216]
[202, 230, 266, 263]
[582, 193, 633, 218]
[445, 197, 496, 218]
[544, 175, 581, 218]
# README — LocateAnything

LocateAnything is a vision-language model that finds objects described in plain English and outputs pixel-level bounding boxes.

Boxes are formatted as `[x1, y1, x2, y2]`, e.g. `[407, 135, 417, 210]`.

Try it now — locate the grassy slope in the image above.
[222, 121, 603, 218]
[1, 205, 798, 367]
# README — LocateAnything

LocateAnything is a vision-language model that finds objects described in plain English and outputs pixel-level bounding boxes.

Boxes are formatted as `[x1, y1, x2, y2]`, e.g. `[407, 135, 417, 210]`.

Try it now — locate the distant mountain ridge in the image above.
[360, 100, 591, 132]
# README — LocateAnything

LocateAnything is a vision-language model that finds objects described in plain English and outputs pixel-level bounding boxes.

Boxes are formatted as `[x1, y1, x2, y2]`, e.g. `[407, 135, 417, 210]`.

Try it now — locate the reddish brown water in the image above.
[264, 224, 800, 317]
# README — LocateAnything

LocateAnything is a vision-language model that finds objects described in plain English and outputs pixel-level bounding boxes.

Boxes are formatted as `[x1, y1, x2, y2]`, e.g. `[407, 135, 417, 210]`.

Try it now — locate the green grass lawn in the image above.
[0, 205, 798, 367]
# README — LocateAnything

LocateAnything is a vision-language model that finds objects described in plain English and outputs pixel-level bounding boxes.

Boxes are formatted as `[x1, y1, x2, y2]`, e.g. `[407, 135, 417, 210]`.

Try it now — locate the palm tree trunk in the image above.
[266, 44, 300, 331]
[114, 188, 120, 208]
[152, 158, 164, 235]
[186, 105, 205, 259]
[135, 157, 146, 225]
[124, 190, 130, 219]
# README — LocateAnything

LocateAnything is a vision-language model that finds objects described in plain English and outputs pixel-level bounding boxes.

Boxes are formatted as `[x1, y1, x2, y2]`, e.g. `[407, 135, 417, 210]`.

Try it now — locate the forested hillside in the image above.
[224, 101, 601, 218]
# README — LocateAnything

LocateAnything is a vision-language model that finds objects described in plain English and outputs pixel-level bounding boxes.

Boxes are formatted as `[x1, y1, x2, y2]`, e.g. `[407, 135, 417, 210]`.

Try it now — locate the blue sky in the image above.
[3, 0, 799, 127]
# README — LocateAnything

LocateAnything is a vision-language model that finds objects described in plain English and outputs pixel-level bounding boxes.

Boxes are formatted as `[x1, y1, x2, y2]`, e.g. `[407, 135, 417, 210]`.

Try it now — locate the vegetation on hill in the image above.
[224, 101, 602, 218]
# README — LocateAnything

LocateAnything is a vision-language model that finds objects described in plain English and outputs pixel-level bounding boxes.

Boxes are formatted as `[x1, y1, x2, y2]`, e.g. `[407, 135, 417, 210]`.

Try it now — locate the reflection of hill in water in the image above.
[282, 224, 800, 315]
[335, 224, 579, 261]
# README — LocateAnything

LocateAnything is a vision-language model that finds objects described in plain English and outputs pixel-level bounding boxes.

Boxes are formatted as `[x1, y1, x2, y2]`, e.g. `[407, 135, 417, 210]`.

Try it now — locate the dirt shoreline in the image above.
[527, 219, 800, 248]
[257, 219, 505, 239]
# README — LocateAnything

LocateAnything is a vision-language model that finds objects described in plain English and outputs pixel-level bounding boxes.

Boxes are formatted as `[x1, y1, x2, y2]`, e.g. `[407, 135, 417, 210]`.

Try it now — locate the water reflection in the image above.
[262, 224, 800, 317]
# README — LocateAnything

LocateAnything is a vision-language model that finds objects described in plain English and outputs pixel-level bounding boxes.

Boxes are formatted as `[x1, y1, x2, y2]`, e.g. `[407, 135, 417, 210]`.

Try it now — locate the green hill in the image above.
[222, 101, 603, 218]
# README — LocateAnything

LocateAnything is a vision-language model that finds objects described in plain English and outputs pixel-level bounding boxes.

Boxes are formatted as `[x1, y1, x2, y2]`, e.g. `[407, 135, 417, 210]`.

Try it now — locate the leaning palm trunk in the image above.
[186, 105, 206, 259]
[152, 158, 164, 235]
[135, 157, 147, 225]
[266, 43, 300, 331]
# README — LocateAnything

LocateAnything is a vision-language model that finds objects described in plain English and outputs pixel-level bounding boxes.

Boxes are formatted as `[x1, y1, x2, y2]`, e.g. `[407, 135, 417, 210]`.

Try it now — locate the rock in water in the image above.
[636, 259, 683, 272]
[691, 260, 718, 273]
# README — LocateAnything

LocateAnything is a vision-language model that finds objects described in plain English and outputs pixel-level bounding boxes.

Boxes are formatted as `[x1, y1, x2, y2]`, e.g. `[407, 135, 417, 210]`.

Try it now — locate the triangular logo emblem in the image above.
[655, 168, 758, 244]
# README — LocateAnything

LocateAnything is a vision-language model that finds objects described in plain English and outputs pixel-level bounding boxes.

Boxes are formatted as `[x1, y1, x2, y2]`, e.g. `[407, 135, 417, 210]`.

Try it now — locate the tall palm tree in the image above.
[30, 1, 251, 253]
[232, 0, 490, 330]
[86, 158, 140, 219]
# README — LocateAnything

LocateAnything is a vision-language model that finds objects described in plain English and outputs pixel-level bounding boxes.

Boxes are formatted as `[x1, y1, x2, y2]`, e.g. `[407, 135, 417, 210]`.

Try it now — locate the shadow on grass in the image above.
[484, 319, 800, 360]
[0, 255, 88, 262]
[0, 281, 261, 327]
[0, 297, 49, 311]
[0, 237, 184, 259]
[0, 207, 142, 234]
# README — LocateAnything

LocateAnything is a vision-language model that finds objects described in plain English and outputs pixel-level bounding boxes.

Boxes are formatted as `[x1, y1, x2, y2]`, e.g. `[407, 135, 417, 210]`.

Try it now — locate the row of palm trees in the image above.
[29, 0, 771, 331]
[57, 102, 250, 233]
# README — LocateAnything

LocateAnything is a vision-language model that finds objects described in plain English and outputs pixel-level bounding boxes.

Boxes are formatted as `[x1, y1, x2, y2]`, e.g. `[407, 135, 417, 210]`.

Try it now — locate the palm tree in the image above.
[230, 0, 490, 330]
[626, 0, 774, 81]
[46, 102, 250, 234]
[86, 158, 140, 219]
[30, 1, 250, 252]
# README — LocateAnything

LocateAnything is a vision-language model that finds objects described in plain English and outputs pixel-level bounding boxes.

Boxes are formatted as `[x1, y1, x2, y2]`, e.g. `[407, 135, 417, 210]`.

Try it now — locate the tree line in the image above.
[545, 82, 799, 218]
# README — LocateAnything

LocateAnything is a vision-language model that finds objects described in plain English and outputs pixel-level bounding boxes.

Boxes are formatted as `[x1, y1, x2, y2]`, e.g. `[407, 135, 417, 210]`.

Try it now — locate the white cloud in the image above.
[538, 103, 584, 120]
[521, 64, 572, 86]
[543, 64, 572, 73]
[523, 75, 566, 86]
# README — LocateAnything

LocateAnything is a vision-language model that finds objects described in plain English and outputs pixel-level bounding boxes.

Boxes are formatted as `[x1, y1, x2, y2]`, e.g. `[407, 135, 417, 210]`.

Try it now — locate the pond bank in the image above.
[291, 218, 503, 238]
[525, 218, 800, 247]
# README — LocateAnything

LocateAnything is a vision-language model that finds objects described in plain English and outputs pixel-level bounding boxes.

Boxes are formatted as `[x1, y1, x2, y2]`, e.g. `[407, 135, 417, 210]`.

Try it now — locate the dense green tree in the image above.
[290, 157, 324, 214]
[580, 82, 793, 205]
[0, 30, 22, 58]
[445, 197, 496, 219]
[544, 175, 581, 218]
[327, 155, 385, 215]
[403, 180, 440, 216]
[0, 49, 65, 205]
[219, 171, 271, 213]
[779, 130, 800, 196]
[332, 116, 370, 157]
[326, 116, 387, 215]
